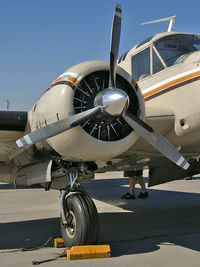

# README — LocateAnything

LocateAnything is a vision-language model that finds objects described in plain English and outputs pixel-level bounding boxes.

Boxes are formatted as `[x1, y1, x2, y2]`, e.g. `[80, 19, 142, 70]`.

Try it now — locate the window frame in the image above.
[131, 44, 168, 81]
[152, 34, 200, 68]
[152, 44, 167, 69]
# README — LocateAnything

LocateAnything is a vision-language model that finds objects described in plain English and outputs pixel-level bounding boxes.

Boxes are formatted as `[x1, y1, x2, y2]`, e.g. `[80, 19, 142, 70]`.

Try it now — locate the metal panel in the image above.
[18, 160, 53, 185]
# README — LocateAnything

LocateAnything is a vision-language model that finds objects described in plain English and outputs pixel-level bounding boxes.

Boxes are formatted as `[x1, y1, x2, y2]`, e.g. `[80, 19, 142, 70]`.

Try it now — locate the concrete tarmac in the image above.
[0, 172, 199, 267]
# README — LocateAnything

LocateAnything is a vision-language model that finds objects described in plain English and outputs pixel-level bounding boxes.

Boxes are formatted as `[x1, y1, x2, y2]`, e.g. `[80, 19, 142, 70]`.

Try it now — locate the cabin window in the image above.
[131, 47, 150, 81]
[154, 34, 200, 67]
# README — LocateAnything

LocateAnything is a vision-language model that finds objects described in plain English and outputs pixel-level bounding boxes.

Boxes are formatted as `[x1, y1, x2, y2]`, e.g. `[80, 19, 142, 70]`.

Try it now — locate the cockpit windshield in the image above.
[154, 34, 200, 67]
[131, 34, 200, 81]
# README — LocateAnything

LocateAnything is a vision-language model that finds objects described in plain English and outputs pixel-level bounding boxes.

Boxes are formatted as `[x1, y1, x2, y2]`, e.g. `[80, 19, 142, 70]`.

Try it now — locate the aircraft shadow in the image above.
[99, 212, 200, 257]
[0, 184, 28, 190]
[0, 184, 42, 190]
[0, 217, 60, 250]
[0, 211, 199, 255]
[84, 178, 200, 255]
[0, 178, 199, 257]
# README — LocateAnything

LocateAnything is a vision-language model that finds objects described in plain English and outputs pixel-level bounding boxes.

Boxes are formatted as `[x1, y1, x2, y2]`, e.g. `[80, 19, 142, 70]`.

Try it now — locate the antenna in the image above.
[6, 100, 10, 111]
[141, 15, 176, 32]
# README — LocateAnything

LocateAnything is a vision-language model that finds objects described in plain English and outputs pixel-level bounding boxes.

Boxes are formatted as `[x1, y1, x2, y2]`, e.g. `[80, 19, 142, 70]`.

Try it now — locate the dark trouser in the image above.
[124, 170, 143, 177]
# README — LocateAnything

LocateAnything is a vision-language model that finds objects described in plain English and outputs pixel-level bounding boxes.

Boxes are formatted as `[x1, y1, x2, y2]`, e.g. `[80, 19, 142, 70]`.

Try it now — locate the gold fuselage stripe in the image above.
[143, 70, 200, 100]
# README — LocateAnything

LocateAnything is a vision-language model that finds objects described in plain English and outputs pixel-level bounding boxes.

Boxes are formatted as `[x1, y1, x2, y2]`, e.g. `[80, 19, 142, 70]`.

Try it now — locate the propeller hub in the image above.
[94, 88, 129, 117]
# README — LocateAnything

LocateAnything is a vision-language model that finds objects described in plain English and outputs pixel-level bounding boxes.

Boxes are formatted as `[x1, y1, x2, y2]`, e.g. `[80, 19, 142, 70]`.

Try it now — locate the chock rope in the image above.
[0, 236, 54, 253]
[32, 249, 67, 265]
[0, 236, 68, 265]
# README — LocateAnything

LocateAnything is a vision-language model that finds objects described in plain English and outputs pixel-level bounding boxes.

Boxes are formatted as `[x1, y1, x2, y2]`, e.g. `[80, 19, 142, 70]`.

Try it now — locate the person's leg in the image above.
[137, 175, 149, 198]
[121, 171, 137, 199]
[129, 176, 136, 195]
[137, 176, 146, 193]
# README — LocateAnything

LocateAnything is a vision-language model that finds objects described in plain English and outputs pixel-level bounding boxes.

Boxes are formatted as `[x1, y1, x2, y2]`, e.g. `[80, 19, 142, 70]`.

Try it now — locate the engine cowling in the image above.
[30, 61, 145, 161]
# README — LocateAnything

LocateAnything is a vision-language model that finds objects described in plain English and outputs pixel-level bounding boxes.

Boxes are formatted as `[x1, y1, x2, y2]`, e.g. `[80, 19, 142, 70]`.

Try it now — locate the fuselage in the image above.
[119, 31, 200, 152]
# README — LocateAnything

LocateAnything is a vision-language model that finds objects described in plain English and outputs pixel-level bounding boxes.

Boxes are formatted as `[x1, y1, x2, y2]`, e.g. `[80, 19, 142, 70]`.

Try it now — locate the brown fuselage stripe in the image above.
[144, 75, 200, 102]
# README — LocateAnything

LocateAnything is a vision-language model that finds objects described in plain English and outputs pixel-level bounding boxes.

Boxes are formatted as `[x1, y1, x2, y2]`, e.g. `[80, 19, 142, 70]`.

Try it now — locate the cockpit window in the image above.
[131, 34, 200, 81]
[131, 47, 150, 81]
[154, 34, 200, 67]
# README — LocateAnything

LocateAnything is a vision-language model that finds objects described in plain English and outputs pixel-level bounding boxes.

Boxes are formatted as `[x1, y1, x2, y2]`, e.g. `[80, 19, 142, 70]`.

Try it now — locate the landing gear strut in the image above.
[60, 172, 99, 246]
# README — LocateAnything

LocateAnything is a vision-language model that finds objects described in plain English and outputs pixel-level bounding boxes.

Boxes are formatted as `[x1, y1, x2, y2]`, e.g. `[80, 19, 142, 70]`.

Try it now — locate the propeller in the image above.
[16, 4, 190, 170]
[95, 4, 189, 169]
[124, 113, 189, 170]
[16, 106, 102, 147]
[109, 3, 121, 89]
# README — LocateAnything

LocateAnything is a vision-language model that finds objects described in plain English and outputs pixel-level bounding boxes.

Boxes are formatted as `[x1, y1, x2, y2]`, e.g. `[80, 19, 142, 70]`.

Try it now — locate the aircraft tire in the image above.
[60, 192, 99, 246]
[83, 193, 100, 244]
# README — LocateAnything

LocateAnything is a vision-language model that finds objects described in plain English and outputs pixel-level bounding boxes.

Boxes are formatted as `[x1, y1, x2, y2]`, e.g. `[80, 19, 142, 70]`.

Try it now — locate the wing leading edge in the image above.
[0, 111, 28, 162]
[0, 111, 27, 131]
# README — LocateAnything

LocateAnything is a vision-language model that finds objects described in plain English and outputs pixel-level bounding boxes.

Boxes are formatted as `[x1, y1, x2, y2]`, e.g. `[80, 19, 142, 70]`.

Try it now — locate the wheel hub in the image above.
[65, 211, 76, 239]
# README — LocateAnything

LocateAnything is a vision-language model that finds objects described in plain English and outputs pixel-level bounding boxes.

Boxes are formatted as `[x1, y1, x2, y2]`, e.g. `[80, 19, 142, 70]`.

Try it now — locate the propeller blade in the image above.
[109, 3, 122, 89]
[16, 106, 102, 147]
[124, 112, 190, 170]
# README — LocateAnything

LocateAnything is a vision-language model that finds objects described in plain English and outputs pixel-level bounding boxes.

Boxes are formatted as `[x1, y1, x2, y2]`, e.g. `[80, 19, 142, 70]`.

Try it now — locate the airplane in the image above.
[0, 3, 200, 247]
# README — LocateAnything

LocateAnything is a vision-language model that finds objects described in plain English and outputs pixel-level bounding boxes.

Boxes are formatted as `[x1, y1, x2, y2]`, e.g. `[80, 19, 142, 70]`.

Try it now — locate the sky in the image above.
[0, 0, 200, 110]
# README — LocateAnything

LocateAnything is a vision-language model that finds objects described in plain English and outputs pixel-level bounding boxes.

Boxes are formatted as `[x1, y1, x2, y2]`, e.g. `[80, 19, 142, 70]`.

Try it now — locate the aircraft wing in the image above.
[0, 111, 27, 161]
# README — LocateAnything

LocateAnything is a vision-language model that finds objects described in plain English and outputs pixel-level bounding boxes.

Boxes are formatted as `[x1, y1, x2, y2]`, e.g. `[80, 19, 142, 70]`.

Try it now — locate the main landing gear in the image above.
[60, 172, 99, 246]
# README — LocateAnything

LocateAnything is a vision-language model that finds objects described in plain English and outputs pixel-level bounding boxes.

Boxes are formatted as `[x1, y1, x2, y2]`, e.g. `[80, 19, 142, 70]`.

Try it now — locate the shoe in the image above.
[138, 192, 149, 198]
[121, 192, 135, 199]
[184, 176, 192, 180]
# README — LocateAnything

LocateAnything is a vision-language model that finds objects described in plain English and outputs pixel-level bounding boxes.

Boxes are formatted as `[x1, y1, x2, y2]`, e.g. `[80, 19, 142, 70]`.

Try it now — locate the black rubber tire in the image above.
[60, 192, 99, 247]
[84, 194, 100, 244]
